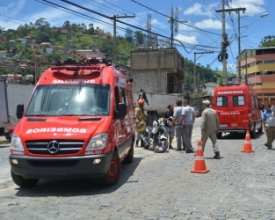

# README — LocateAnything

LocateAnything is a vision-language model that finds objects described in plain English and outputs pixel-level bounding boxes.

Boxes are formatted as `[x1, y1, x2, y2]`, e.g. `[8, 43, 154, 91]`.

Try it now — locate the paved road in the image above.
[1, 118, 275, 220]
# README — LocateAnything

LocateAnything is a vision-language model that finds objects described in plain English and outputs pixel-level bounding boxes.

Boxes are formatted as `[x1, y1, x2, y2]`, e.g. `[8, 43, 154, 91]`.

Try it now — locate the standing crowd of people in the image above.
[134, 98, 221, 159]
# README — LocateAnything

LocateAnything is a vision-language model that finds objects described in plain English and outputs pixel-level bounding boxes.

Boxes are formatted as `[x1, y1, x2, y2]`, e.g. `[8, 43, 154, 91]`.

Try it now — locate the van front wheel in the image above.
[11, 171, 39, 188]
[216, 132, 222, 139]
[101, 152, 121, 186]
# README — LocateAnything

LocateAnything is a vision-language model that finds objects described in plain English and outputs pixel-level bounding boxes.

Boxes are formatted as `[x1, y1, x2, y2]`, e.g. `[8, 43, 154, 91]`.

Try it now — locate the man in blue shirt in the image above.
[263, 104, 275, 149]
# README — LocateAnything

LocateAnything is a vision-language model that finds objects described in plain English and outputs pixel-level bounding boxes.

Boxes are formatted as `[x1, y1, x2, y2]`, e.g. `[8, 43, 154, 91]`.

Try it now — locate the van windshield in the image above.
[25, 84, 110, 116]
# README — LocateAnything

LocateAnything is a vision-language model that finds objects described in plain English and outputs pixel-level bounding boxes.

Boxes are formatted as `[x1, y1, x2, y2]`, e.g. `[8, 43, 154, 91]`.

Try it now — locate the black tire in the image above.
[258, 121, 263, 133]
[11, 170, 39, 188]
[153, 139, 168, 153]
[250, 125, 256, 139]
[101, 151, 121, 186]
[216, 132, 222, 139]
[124, 141, 134, 164]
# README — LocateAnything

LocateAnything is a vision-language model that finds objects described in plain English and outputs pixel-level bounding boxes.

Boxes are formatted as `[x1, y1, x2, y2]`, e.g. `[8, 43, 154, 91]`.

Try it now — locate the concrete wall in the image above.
[133, 92, 183, 114]
[131, 49, 184, 94]
[132, 70, 166, 94]
[7, 84, 35, 124]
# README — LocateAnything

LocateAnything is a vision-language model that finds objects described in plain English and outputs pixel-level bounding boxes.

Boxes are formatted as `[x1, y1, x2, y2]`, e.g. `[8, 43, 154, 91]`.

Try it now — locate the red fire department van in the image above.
[9, 51, 135, 187]
[212, 84, 263, 139]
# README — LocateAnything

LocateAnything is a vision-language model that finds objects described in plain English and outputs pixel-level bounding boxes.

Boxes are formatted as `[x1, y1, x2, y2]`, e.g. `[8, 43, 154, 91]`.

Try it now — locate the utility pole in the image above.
[216, 7, 246, 83]
[193, 51, 214, 93]
[113, 14, 135, 63]
[216, 0, 231, 85]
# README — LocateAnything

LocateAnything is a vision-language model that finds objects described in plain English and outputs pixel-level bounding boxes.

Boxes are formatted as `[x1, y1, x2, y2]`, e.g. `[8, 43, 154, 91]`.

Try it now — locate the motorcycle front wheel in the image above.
[153, 139, 168, 153]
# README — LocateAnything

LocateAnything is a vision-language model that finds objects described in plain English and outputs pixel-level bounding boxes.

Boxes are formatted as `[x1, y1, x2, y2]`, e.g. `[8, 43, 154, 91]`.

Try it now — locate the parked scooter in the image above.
[141, 119, 169, 153]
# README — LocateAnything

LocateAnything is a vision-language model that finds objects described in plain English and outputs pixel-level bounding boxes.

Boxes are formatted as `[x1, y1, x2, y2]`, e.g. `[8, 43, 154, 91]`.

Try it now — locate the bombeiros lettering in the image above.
[217, 90, 243, 95]
[26, 127, 87, 134]
[53, 79, 95, 84]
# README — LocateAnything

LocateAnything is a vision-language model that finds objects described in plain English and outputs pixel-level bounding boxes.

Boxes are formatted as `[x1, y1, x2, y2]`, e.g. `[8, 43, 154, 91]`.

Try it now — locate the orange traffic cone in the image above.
[241, 130, 254, 153]
[191, 140, 210, 173]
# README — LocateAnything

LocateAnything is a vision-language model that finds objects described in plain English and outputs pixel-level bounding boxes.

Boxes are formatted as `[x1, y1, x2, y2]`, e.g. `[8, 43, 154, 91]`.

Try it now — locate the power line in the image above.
[55, 0, 220, 54]
[131, 0, 222, 36]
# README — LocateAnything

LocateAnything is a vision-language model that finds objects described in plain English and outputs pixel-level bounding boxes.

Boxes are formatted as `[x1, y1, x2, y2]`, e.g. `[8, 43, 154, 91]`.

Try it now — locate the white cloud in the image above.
[184, 3, 218, 17]
[175, 33, 198, 45]
[151, 18, 167, 29]
[194, 19, 231, 30]
[230, 0, 266, 16]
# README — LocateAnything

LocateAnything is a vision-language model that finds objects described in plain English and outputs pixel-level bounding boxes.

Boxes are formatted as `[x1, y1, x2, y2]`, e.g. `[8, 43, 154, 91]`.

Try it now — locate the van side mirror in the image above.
[16, 104, 24, 119]
[115, 103, 127, 119]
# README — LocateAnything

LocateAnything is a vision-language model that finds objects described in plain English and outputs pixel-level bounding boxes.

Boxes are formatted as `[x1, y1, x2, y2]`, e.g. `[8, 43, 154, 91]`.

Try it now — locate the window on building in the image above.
[216, 96, 228, 107]
[256, 61, 262, 65]
[264, 60, 275, 64]
[233, 95, 245, 106]
[167, 74, 175, 93]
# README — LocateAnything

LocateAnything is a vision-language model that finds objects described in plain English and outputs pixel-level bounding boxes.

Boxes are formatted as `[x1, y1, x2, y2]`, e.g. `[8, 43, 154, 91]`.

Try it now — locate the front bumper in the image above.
[9, 152, 112, 179]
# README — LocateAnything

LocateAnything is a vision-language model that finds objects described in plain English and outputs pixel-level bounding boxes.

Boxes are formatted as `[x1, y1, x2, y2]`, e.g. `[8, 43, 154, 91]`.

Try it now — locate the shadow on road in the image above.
[0, 144, 10, 149]
[14, 157, 142, 197]
[218, 132, 265, 140]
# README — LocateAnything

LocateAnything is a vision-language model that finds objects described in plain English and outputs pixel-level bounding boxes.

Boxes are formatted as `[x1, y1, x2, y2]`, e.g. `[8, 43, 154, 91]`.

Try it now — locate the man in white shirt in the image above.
[172, 100, 184, 151]
[180, 99, 196, 153]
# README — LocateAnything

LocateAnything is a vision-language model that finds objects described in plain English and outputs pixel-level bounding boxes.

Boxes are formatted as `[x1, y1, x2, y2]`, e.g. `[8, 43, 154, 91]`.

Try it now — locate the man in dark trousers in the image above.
[163, 104, 174, 149]
[180, 99, 196, 153]
[263, 104, 275, 149]
[201, 100, 221, 159]
[135, 99, 147, 147]
[172, 100, 184, 151]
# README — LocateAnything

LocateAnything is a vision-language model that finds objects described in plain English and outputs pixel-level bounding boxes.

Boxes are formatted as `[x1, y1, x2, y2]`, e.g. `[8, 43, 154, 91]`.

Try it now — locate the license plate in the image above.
[219, 124, 227, 128]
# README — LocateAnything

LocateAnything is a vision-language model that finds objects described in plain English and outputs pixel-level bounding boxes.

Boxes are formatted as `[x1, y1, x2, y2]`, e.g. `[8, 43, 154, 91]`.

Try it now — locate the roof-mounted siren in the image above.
[138, 89, 149, 105]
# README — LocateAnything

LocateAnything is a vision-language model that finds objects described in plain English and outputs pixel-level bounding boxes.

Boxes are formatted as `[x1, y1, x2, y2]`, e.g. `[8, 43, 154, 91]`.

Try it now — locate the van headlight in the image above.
[10, 134, 24, 152]
[86, 133, 108, 151]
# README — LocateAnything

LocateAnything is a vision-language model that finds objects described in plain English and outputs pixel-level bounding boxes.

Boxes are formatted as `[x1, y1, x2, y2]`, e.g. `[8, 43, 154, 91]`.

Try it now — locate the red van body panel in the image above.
[212, 84, 262, 137]
[9, 60, 135, 184]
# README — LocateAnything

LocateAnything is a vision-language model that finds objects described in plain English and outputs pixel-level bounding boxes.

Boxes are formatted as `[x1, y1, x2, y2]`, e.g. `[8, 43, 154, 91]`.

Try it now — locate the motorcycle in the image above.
[141, 118, 169, 153]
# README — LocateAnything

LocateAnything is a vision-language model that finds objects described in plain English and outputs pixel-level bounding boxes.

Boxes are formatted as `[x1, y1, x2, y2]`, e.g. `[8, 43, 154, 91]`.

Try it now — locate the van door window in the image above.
[233, 96, 245, 106]
[119, 88, 126, 104]
[216, 96, 228, 107]
[115, 87, 126, 109]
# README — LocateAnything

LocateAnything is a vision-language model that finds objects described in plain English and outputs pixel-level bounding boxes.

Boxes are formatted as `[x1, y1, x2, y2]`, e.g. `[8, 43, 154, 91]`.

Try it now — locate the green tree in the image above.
[35, 32, 50, 44]
[134, 31, 144, 45]
[259, 35, 275, 47]
[88, 23, 95, 35]
[125, 28, 134, 43]
[62, 20, 71, 30]
[34, 18, 50, 31]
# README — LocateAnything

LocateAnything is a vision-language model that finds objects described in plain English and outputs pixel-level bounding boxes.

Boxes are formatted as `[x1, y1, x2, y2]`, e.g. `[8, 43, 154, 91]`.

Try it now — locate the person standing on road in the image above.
[135, 99, 147, 147]
[263, 104, 275, 149]
[180, 99, 196, 153]
[163, 104, 175, 149]
[172, 100, 184, 151]
[201, 100, 221, 159]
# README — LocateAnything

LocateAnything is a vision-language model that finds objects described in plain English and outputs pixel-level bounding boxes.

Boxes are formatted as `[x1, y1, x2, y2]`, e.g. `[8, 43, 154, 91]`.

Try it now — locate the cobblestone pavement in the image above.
[0, 119, 275, 220]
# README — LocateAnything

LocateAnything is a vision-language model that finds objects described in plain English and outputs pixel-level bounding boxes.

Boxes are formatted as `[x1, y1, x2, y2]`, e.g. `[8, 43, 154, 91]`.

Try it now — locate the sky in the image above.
[0, 0, 274, 79]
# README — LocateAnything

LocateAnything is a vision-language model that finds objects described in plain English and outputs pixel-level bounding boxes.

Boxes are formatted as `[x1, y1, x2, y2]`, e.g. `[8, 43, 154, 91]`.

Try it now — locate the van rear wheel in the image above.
[216, 132, 222, 139]
[124, 141, 134, 164]
[258, 121, 263, 133]
[250, 126, 256, 139]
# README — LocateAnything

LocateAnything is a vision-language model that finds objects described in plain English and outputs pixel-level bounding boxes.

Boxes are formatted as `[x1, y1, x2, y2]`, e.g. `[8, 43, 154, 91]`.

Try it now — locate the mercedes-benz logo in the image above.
[47, 140, 60, 154]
